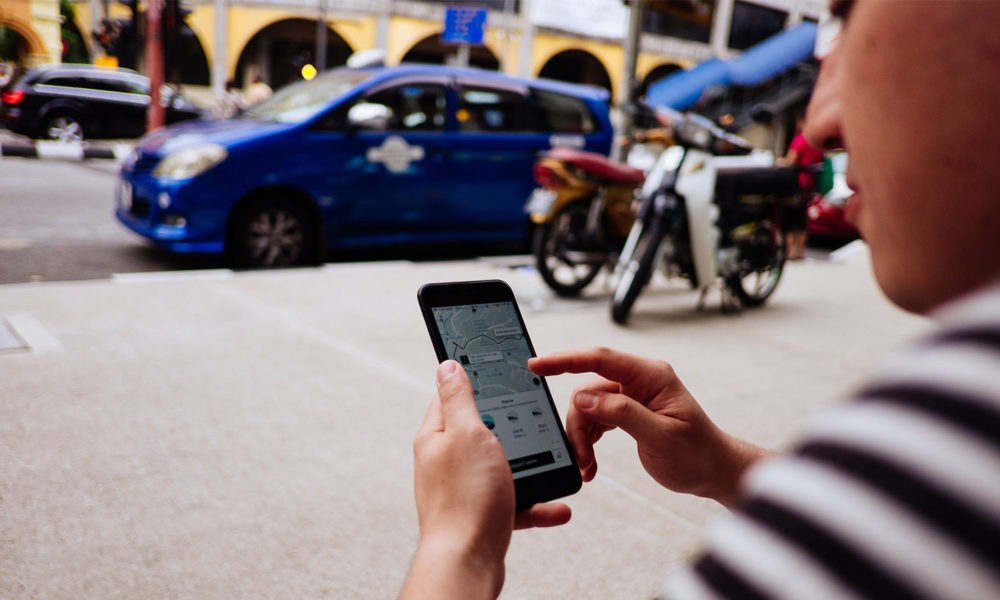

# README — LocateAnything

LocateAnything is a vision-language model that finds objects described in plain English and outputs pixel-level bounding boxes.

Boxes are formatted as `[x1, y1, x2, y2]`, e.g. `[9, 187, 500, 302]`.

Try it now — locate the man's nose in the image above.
[804, 47, 845, 152]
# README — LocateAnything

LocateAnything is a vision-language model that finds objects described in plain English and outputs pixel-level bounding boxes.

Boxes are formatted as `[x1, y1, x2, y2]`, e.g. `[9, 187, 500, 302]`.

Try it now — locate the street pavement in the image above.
[0, 247, 930, 599]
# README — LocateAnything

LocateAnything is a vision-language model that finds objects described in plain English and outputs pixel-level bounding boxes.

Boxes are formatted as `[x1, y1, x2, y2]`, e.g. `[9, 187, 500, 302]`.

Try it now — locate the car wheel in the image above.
[45, 113, 85, 142]
[230, 199, 317, 268]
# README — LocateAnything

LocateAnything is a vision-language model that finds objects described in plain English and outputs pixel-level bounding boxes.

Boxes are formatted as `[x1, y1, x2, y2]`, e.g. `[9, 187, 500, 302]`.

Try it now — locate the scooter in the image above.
[525, 130, 673, 296]
[610, 111, 800, 324]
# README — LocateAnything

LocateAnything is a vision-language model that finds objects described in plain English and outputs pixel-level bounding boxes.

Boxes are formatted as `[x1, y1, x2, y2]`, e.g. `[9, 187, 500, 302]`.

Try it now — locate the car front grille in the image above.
[130, 195, 151, 218]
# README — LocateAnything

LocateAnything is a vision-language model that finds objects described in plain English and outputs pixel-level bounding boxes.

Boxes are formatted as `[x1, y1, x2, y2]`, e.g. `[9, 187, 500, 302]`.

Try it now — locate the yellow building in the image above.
[0, 0, 61, 66]
[5, 0, 825, 106]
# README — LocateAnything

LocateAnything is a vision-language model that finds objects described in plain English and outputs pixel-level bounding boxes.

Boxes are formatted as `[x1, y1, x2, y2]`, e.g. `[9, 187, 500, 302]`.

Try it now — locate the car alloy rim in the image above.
[245, 208, 305, 266]
[48, 118, 83, 142]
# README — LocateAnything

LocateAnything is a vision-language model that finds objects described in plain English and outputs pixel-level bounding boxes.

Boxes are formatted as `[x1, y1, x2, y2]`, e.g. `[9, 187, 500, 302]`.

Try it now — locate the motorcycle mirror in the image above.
[750, 104, 775, 124]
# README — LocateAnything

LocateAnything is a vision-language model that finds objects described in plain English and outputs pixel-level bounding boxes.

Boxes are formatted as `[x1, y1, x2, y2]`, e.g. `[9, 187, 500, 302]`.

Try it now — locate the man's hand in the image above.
[530, 348, 769, 508]
[401, 360, 571, 600]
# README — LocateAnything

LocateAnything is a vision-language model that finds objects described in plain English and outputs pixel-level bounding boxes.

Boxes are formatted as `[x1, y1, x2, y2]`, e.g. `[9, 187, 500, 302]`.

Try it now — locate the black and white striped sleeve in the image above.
[660, 284, 1000, 600]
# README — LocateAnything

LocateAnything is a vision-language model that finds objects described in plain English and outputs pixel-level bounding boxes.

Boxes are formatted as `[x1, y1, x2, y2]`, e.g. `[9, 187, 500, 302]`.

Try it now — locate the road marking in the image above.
[211, 284, 433, 393]
[0, 318, 27, 351]
[0, 238, 32, 250]
[111, 269, 234, 283]
[1, 312, 62, 354]
[597, 475, 704, 535]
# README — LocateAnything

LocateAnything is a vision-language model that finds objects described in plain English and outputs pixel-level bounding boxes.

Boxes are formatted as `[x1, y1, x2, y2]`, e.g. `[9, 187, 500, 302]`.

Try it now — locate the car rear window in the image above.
[534, 88, 597, 134]
[41, 76, 87, 89]
[457, 85, 539, 132]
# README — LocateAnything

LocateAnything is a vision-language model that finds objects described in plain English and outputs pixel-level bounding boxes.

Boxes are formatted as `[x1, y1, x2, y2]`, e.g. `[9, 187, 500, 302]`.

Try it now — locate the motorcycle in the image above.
[525, 130, 673, 296]
[610, 111, 801, 324]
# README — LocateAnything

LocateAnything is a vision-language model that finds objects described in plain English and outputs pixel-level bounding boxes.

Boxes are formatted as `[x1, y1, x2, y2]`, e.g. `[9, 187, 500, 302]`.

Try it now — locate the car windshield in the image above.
[242, 69, 374, 123]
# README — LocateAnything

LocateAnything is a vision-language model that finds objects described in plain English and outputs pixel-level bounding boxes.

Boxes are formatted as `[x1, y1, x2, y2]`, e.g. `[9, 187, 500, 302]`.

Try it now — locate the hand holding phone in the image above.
[417, 279, 582, 510]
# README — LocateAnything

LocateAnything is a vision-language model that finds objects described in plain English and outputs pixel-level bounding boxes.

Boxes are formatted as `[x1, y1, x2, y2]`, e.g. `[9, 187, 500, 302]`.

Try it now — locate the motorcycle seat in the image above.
[716, 166, 800, 196]
[544, 147, 646, 186]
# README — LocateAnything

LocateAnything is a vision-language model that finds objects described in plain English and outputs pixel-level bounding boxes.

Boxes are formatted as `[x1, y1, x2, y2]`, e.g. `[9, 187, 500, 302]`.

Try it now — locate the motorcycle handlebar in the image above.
[653, 107, 754, 156]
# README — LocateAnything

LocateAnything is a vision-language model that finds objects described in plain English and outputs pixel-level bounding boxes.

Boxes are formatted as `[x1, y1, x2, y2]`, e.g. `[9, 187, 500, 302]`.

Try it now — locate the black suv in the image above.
[0, 63, 203, 141]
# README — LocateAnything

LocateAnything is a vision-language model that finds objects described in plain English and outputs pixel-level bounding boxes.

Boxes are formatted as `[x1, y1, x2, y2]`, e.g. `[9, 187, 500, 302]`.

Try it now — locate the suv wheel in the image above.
[45, 113, 85, 142]
[229, 199, 318, 268]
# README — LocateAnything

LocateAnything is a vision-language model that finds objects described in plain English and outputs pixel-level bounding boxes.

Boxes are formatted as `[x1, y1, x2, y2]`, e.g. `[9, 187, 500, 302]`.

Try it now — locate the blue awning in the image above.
[644, 58, 729, 112]
[727, 22, 817, 85]
[645, 22, 817, 111]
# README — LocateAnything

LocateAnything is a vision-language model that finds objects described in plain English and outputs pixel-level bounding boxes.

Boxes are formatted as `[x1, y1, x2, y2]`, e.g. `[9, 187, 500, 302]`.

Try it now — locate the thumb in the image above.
[436, 360, 482, 428]
[573, 390, 661, 445]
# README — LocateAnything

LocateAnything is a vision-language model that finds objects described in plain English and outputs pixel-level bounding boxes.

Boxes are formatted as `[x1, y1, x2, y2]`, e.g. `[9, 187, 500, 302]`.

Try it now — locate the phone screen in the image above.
[430, 300, 573, 479]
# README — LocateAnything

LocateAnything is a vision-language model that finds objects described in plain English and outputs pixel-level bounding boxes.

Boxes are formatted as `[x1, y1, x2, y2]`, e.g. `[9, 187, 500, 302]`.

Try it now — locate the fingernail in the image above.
[437, 360, 459, 383]
[575, 391, 598, 409]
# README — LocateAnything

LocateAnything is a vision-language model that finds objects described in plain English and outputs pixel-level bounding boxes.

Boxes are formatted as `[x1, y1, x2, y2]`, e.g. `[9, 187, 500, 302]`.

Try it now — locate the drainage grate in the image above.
[0, 319, 28, 352]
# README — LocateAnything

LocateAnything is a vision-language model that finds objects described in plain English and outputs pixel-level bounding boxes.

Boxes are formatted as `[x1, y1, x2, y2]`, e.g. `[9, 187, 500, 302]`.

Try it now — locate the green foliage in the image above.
[59, 0, 90, 63]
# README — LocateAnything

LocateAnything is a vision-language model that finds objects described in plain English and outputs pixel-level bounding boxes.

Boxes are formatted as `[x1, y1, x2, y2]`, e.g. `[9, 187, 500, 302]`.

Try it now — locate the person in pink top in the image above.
[779, 118, 826, 259]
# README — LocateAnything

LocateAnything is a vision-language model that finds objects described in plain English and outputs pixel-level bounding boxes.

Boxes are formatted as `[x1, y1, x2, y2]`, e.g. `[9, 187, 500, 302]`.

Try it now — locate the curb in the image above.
[0, 141, 133, 161]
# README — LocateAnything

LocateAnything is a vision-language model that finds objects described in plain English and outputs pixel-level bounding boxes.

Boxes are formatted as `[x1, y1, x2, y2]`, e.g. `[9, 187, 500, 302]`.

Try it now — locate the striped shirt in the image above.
[661, 281, 1000, 600]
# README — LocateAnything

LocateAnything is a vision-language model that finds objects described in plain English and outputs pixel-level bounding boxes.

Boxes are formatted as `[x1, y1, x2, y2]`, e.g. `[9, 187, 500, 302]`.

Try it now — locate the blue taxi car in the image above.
[115, 64, 613, 266]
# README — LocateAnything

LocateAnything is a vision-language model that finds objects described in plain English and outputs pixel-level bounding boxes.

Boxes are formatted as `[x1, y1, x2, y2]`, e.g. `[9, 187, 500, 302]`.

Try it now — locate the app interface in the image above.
[432, 301, 572, 479]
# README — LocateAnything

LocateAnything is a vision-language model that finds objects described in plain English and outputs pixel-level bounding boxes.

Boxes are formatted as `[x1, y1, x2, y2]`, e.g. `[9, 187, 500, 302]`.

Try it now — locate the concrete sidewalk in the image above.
[0, 249, 929, 599]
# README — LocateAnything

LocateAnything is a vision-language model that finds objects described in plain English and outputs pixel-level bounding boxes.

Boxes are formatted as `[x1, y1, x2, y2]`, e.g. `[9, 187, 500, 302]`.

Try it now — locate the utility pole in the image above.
[146, 0, 165, 132]
[613, 0, 645, 160]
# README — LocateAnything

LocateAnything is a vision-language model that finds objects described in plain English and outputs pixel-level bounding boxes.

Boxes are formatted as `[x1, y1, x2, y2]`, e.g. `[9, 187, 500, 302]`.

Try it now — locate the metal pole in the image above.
[456, 43, 470, 68]
[89, 0, 102, 58]
[501, 0, 514, 73]
[613, 0, 644, 160]
[146, 0, 165, 132]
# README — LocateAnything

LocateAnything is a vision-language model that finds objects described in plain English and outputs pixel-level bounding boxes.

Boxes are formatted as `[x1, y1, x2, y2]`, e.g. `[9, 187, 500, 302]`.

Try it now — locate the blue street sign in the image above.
[442, 6, 487, 45]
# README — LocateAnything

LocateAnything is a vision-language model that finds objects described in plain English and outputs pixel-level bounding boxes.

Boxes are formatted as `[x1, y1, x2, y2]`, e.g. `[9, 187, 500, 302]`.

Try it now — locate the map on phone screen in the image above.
[431, 301, 572, 478]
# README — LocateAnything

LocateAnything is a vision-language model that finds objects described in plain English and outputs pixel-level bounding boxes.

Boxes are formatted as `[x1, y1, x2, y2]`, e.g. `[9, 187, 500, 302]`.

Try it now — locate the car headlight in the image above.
[152, 144, 228, 179]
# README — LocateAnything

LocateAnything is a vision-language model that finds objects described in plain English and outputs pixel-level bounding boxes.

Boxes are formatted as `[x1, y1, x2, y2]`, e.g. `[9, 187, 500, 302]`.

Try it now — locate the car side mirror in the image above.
[347, 102, 389, 132]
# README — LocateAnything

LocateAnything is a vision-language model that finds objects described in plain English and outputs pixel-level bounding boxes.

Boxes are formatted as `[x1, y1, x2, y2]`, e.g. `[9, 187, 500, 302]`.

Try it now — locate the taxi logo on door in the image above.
[366, 136, 425, 173]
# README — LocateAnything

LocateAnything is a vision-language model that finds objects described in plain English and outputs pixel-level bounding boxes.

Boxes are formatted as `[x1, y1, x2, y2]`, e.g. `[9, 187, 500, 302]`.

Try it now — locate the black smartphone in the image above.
[417, 279, 582, 510]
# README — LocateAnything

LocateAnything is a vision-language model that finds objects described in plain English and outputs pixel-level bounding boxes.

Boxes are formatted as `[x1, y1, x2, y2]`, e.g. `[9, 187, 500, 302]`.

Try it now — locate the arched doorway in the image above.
[0, 23, 36, 65]
[638, 63, 683, 99]
[236, 19, 353, 90]
[165, 27, 209, 86]
[400, 34, 499, 70]
[538, 49, 611, 93]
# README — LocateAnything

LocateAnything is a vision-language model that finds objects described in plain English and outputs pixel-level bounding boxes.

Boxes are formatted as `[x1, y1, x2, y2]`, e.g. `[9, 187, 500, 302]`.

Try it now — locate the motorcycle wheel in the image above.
[533, 203, 603, 297]
[611, 218, 664, 324]
[726, 223, 785, 307]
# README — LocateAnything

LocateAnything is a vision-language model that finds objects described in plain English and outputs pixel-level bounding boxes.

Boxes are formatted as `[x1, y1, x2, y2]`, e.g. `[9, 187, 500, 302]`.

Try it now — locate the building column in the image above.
[316, 0, 327, 71]
[375, 0, 390, 56]
[516, 0, 535, 78]
[710, 0, 735, 57]
[212, 0, 227, 96]
[29, 0, 62, 65]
